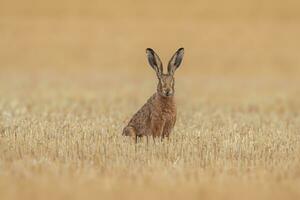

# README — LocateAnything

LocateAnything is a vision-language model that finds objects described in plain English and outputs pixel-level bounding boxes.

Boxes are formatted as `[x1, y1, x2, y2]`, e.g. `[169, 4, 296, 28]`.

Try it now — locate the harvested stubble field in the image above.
[0, 68, 299, 200]
[1, 0, 300, 199]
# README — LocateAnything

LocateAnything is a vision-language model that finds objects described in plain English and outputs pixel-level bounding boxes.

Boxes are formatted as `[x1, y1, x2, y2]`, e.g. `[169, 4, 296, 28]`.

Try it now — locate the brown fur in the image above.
[122, 48, 184, 142]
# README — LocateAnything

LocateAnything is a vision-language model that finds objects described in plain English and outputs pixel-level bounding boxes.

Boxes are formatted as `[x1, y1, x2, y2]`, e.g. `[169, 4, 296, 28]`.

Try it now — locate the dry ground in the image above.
[1, 0, 300, 199]
[0, 67, 299, 200]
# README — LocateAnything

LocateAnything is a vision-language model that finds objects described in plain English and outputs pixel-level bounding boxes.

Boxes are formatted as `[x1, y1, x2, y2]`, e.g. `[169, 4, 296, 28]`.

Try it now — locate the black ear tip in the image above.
[178, 47, 184, 51]
[146, 48, 154, 53]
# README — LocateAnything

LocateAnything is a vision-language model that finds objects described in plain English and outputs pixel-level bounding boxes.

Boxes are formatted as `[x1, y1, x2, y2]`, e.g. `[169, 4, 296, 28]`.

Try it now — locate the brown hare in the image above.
[122, 48, 184, 143]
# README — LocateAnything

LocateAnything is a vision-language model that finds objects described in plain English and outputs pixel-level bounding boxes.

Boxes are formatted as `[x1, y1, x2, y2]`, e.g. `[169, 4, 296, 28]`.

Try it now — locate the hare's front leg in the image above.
[162, 119, 176, 141]
[150, 119, 165, 142]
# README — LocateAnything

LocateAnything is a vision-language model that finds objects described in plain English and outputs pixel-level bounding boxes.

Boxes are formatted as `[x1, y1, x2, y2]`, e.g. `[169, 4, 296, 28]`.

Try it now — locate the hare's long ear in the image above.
[146, 48, 163, 77]
[167, 48, 184, 75]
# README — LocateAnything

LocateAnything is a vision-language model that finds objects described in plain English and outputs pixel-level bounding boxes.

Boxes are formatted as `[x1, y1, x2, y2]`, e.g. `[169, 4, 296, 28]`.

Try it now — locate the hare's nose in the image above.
[165, 89, 172, 96]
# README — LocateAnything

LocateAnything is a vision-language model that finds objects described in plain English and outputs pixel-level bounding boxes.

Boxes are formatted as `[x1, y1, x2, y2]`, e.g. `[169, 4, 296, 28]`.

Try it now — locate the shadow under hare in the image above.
[122, 48, 184, 143]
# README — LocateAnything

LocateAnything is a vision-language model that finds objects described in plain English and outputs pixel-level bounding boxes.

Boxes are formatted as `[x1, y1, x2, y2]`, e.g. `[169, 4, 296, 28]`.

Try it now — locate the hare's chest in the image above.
[150, 107, 175, 121]
[161, 107, 176, 121]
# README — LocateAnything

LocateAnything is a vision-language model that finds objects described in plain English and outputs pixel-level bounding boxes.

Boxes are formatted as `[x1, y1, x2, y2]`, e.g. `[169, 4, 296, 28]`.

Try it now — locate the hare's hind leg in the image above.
[123, 126, 137, 143]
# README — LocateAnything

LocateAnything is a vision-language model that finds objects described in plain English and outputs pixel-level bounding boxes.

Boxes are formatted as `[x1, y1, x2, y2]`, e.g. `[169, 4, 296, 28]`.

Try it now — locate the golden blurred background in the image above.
[1, 0, 300, 76]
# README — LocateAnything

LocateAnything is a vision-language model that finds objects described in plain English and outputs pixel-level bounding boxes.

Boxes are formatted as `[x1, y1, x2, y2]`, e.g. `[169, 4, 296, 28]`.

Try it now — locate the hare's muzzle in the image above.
[163, 88, 173, 97]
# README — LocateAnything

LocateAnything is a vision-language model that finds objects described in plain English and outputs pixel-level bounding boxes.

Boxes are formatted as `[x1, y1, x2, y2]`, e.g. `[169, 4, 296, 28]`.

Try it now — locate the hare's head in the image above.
[146, 48, 184, 97]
